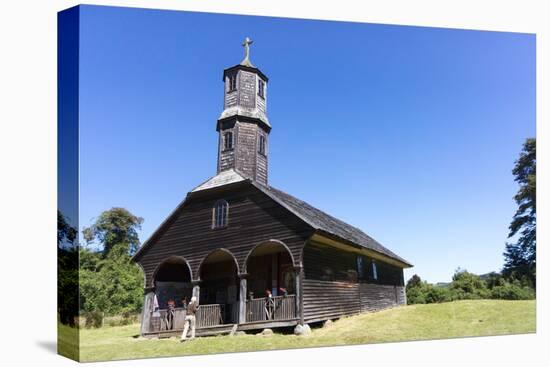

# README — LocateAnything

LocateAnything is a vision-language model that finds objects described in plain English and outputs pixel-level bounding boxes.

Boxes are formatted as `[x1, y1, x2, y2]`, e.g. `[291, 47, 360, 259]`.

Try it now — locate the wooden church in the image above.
[132, 38, 412, 337]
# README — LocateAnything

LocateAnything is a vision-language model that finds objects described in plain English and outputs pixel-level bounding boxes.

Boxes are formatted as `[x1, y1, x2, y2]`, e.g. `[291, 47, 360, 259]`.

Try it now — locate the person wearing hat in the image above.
[180, 296, 198, 341]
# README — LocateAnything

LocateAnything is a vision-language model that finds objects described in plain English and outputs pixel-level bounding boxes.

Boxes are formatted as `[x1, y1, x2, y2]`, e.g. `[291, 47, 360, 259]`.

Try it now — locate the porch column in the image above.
[238, 273, 248, 324]
[271, 254, 278, 296]
[294, 265, 304, 325]
[140, 287, 155, 335]
[191, 280, 201, 302]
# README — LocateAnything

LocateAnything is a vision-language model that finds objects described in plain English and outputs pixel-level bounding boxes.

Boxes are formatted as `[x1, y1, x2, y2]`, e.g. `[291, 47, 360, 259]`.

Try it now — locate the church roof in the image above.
[191, 168, 246, 192]
[191, 170, 412, 267]
[217, 106, 271, 128]
[257, 184, 412, 267]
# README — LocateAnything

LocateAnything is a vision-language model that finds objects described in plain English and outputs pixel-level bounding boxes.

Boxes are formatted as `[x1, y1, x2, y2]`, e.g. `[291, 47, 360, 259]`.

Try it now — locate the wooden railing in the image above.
[149, 308, 186, 332]
[246, 295, 296, 322]
[149, 304, 225, 332]
[196, 304, 224, 328]
[148, 298, 295, 333]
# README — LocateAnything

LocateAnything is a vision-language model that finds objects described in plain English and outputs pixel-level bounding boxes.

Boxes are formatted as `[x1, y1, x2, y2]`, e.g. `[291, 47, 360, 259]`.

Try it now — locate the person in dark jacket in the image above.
[180, 296, 198, 341]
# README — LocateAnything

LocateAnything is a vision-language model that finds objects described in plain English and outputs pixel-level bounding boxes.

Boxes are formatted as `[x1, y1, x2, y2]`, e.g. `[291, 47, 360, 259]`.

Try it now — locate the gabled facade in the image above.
[132, 39, 412, 337]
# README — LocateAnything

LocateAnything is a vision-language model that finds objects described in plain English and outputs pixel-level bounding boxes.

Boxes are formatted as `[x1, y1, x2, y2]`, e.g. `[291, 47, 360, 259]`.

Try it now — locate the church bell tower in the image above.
[217, 37, 270, 186]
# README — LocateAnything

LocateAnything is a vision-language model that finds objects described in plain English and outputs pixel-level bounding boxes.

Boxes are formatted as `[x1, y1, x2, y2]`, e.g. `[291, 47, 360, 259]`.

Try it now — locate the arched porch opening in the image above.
[198, 249, 239, 325]
[153, 256, 193, 309]
[145, 256, 193, 333]
[244, 241, 297, 322]
[245, 241, 295, 298]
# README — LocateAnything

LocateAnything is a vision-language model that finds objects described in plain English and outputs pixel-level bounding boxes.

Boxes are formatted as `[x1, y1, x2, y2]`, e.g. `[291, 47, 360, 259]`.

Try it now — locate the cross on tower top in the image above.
[240, 37, 254, 67]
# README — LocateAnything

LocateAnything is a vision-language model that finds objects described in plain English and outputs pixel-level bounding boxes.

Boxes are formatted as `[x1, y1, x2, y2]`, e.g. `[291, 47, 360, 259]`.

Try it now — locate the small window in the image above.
[372, 261, 378, 281]
[213, 200, 228, 228]
[258, 135, 266, 155]
[224, 131, 233, 150]
[258, 79, 265, 98]
[228, 74, 237, 92]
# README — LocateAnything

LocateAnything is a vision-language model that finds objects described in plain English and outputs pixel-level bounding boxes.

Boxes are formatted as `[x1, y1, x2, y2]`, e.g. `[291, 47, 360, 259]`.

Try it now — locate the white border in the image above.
[0, 1, 547, 366]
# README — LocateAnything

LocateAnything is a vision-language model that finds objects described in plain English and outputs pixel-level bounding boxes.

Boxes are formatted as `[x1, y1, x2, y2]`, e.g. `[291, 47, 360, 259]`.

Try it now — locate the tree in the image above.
[58, 209, 77, 248]
[79, 244, 144, 317]
[406, 274, 422, 289]
[57, 210, 79, 325]
[83, 207, 144, 256]
[482, 272, 504, 289]
[79, 208, 145, 323]
[503, 138, 536, 286]
[449, 268, 489, 299]
[406, 274, 428, 304]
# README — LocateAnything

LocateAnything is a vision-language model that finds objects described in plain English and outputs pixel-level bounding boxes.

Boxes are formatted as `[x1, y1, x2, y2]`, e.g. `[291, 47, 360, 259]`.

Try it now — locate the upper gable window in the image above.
[228, 74, 237, 92]
[258, 79, 265, 98]
[258, 135, 266, 155]
[213, 200, 229, 229]
[224, 131, 233, 151]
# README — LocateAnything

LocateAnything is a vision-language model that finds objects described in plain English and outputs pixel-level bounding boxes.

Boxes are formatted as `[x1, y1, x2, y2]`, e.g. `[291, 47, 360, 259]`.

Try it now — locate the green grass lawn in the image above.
[66, 300, 535, 362]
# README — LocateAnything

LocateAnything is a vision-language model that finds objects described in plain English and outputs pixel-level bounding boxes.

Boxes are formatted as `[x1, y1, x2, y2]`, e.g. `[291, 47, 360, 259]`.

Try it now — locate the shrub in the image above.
[406, 285, 427, 304]
[425, 285, 451, 303]
[104, 312, 140, 327]
[406, 275, 451, 304]
[79, 244, 144, 317]
[449, 269, 490, 300]
[84, 311, 104, 328]
[406, 270, 535, 305]
[490, 280, 535, 300]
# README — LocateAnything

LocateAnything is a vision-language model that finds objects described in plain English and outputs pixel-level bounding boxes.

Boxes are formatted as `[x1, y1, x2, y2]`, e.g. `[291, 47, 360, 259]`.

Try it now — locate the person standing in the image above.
[180, 296, 198, 341]
[166, 299, 176, 330]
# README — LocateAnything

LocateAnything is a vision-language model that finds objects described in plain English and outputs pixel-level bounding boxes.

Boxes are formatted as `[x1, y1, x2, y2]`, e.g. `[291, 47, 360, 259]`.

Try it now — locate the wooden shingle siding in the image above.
[256, 132, 268, 184]
[359, 284, 406, 312]
[235, 122, 259, 181]
[238, 71, 256, 108]
[257, 93, 266, 113]
[303, 280, 361, 322]
[224, 74, 238, 109]
[136, 183, 313, 287]
[218, 127, 235, 172]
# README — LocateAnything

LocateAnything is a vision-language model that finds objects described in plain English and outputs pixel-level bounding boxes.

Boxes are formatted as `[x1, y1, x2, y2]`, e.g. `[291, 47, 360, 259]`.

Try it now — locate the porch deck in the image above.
[143, 295, 298, 338]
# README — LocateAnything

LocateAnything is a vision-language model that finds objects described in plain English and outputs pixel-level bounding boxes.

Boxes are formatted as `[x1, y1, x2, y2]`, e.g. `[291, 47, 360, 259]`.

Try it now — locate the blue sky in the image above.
[78, 5, 535, 283]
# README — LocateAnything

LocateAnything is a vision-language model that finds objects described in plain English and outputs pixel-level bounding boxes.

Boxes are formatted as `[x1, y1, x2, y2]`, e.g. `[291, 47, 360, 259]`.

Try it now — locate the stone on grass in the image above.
[323, 319, 333, 328]
[294, 323, 311, 336]
[229, 324, 238, 336]
[260, 328, 274, 336]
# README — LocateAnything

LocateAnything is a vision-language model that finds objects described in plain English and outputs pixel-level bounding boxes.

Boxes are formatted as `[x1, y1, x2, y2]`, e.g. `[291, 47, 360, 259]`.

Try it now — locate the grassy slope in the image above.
[77, 300, 535, 362]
